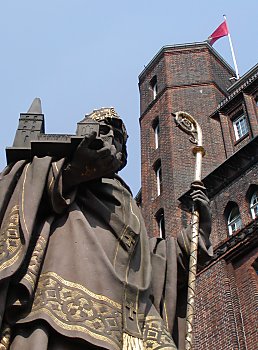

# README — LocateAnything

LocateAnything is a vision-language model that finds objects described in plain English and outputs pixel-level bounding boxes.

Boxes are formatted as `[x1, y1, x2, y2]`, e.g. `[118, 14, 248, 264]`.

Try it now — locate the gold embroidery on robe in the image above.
[0, 205, 22, 272]
[23, 236, 47, 289]
[28, 272, 123, 349]
[143, 316, 177, 349]
[0, 322, 11, 350]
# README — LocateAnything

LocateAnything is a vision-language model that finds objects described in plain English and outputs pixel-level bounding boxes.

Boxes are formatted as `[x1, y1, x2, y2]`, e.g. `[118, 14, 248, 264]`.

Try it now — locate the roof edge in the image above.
[138, 41, 235, 81]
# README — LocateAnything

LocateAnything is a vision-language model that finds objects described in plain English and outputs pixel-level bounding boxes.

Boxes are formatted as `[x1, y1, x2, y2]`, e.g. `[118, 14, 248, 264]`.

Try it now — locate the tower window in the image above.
[250, 191, 258, 219]
[150, 76, 158, 100]
[154, 159, 162, 196]
[227, 205, 242, 236]
[153, 118, 160, 149]
[156, 209, 165, 239]
[233, 114, 248, 141]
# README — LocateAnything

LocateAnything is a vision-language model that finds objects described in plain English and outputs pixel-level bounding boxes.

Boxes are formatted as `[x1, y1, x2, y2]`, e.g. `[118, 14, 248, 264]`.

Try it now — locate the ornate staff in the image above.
[173, 111, 205, 350]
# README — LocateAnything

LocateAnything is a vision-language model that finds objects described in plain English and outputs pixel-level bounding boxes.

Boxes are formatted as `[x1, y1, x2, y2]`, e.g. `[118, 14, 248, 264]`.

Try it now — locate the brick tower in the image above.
[138, 42, 258, 349]
[138, 42, 235, 238]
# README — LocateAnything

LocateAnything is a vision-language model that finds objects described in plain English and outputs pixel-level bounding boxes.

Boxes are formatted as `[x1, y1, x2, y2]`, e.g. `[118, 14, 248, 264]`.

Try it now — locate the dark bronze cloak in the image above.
[0, 157, 213, 350]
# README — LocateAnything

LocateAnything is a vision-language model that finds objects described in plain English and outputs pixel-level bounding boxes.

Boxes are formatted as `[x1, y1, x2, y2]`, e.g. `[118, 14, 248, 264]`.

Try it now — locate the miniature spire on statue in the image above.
[27, 97, 42, 114]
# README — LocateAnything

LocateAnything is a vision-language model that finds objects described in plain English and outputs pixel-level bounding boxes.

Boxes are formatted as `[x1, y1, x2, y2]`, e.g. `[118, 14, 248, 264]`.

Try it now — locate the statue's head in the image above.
[80, 107, 128, 171]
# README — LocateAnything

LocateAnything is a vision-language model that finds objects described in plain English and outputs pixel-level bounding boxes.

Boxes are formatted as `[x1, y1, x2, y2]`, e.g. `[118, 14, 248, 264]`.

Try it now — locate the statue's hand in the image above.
[63, 131, 123, 189]
[190, 181, 211, 237]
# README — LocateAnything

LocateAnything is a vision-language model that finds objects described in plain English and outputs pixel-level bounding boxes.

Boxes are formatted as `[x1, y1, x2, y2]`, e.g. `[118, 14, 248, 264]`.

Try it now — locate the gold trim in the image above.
[113, 225, 127, 268]
[135, 289, 141, 334]
[163, 301, 169, 330]
[48, 176, 54, 191]
[23, 273, 34, 286]
[125, 242, 133, 284]
[87, 107, 119, 121]
[28, 307, 120, 350]
[143, 316, 176, 349]
[113, 180, 127, 268]
[122, 333, 144, 350]
[0, 246, 22, 271]
[21, 164, 30, 236]
[0, 205, 22, 272]
[41, 272, 121, 308]
[23, 236, 47, 289]
[130, 200, 140, 230]
[54, 162, 59, 174]
[0, 323, 11, 350]
[27, 271, 122, 349]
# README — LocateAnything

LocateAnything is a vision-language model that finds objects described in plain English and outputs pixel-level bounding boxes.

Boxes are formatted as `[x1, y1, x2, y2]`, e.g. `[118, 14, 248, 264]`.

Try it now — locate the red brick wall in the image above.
[139, 43, 258, 350]
[194, 251, 258, 350]
[193, 163, 258, 349]
[210, 163, 258, 248]
[194, 260, 241, 350]
[233, 249, 258, 349]
[139, 44, 233, 237]
[244, 93, 258, 137]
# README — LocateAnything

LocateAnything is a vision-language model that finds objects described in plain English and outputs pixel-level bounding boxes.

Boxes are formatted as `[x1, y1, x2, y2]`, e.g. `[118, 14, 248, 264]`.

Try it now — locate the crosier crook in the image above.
[173, 111, 206, 350]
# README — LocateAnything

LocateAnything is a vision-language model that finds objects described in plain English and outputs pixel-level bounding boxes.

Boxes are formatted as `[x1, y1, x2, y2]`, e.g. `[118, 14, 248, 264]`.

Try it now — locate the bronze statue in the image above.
[0, 101, 212, 350]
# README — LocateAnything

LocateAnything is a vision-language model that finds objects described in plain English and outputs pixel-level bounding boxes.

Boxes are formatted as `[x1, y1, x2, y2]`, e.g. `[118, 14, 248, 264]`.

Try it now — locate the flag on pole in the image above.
[208, 20, 229, 46]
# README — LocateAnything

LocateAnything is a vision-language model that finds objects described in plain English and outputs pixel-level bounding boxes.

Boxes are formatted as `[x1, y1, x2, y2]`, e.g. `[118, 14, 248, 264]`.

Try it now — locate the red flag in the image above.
[208, 20, 229, 45]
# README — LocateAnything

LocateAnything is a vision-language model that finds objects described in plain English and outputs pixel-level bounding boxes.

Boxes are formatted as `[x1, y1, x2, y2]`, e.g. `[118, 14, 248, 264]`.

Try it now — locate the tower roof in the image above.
[138, 41, 235, 81]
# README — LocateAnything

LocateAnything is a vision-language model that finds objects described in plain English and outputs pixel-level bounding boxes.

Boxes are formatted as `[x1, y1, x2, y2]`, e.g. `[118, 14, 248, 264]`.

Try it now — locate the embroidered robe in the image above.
[0, 157, 213, 349]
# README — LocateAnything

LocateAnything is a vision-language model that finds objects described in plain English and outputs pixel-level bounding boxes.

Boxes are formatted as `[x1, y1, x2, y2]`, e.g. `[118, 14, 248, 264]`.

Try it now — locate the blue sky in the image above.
[0, 1, 257, 195]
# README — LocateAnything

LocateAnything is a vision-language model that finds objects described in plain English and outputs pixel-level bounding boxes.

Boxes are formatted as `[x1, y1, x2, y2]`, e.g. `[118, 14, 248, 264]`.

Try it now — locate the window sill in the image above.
[234, 132, 249, 146]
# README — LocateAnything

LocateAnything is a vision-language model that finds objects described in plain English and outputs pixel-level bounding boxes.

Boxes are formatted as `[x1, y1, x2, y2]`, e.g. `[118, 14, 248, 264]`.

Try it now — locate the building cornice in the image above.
[199, 220, 258, 275]
[179, 135, 258, 207]
[138, 42, 235, 82]
[210, 64, 258, 117]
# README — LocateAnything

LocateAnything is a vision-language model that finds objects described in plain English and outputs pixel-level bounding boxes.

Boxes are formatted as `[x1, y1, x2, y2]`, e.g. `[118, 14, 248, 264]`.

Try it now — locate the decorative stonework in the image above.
[201, 220, 258, 270]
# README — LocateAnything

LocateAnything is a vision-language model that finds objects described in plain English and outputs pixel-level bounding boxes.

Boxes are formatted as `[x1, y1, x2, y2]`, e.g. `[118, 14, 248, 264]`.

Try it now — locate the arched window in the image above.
[156, 209, 165, 239]
[228, 205, 242, 236]
[150, 75, 158, 100]
[154, 160, 162, 196]
[250, 191, 258, 219]
[154, 120, 160, 149]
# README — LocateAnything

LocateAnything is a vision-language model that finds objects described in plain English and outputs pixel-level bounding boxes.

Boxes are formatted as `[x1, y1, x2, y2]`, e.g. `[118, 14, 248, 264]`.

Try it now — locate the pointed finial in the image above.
[27, 97, 42, 114]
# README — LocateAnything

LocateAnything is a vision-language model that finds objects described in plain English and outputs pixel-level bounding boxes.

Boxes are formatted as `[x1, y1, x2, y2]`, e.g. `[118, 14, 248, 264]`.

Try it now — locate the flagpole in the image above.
[223, 15, 240, 79]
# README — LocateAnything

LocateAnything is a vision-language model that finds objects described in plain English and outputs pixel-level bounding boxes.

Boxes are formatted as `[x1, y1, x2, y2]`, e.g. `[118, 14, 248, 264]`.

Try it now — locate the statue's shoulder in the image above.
[108, 174, 133, 196]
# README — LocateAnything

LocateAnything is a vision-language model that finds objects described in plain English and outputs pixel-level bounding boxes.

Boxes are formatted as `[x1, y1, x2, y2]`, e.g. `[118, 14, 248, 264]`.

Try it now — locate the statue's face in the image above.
[98, 122, 124, 154]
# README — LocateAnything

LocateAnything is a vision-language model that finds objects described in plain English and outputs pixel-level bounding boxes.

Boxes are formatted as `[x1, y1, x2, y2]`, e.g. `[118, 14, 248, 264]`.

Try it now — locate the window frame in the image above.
[233, 113, 248, 141]
[154, 159, 162, 197]
[156, 209, 165, 239]
[156, 165, 162, 196]
[250, 191, 258, 219]
[154, 121, 160, 149]
[150, 76, 158, 100]
[227, 206, 242, 236]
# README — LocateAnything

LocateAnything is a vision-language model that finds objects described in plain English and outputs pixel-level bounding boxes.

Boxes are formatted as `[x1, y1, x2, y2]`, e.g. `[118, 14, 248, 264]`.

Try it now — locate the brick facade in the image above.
[139, 42, 258, 349]
[194, 249, 258, 350]
[139, 43, 235, 237]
